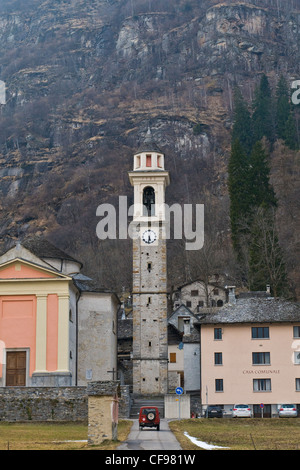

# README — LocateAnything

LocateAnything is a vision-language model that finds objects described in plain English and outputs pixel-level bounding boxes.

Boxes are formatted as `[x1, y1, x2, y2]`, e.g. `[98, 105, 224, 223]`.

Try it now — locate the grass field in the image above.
[1, 418, 300, 450]
[169, 418, 300, 450]
[0, 420, 133, 450]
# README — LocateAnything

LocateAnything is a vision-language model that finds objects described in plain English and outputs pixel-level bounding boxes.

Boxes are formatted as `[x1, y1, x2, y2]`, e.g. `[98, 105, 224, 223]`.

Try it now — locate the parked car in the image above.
[206, 405, 223, 418]
[139, 406, 160, 430]
[232, 404, 252, 418]
[278, 404, 298, 418]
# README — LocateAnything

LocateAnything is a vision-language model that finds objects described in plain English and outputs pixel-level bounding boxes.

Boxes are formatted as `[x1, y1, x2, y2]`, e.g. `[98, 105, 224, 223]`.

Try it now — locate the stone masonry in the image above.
[87, 381, 120, 445]
[132, 225, 168, 396]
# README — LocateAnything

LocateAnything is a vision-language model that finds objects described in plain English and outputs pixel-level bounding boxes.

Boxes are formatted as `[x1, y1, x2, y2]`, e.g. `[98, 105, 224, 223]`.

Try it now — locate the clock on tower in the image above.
[128, 130, 170, 396]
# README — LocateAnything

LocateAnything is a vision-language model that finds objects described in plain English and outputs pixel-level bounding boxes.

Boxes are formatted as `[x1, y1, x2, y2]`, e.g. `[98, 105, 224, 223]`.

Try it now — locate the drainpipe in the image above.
[75, 290, 81, 386]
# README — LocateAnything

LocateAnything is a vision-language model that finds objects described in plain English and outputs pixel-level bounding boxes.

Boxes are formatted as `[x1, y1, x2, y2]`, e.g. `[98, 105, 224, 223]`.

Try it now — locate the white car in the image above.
[232, 404, 252, 418]
[278, 404, 298, 418]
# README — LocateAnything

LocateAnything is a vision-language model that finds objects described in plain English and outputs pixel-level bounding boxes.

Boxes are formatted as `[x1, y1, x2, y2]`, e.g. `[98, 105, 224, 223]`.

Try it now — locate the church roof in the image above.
[10, 236, 82, 266]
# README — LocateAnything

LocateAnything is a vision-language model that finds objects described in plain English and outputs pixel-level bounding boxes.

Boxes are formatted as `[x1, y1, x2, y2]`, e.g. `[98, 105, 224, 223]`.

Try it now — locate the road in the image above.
[117, 419, 182, 451]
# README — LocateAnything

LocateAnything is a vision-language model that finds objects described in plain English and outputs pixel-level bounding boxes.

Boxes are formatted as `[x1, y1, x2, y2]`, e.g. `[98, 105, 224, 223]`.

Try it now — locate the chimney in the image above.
[227, 286, 236, 304]
[183, 318, 191, 336]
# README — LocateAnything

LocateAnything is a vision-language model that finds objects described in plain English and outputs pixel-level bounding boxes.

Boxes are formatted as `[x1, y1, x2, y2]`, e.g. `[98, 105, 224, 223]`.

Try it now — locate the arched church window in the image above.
[143, 186, 155, 216]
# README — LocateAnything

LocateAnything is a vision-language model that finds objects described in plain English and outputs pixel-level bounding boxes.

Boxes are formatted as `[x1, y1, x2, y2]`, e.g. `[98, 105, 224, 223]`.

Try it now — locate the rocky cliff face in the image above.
[0, 0, 299, 294]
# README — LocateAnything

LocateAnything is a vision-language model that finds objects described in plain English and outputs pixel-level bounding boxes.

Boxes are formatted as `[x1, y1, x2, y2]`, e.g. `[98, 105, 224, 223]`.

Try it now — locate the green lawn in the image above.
[169, 418, 300, 450]
[0, 420, 133, 450]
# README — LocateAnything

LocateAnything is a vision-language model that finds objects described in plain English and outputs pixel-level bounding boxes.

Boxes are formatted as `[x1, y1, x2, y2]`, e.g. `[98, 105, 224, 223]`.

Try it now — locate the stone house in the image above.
[0, 237, 119, 387]
[173, 278, 228, 313]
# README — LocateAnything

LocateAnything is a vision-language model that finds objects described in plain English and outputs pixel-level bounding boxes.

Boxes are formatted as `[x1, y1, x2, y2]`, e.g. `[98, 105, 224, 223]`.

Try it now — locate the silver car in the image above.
[278, 404, 298, 417]
[232, 404, 252, 418]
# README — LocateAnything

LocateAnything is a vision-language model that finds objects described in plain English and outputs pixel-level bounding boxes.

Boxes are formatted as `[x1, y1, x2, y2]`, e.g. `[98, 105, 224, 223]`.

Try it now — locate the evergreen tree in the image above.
[284, 114, 298, 150]
[228, 139, 251, 253]
[252, 74, 275, 144]
[231, 87, 253, 155]
[276, 75, 291, 139]
[248, 141, 277, 210]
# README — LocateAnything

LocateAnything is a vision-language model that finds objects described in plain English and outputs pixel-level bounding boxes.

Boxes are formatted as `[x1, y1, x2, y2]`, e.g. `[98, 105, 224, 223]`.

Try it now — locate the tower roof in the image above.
[136, 127, 163, 154]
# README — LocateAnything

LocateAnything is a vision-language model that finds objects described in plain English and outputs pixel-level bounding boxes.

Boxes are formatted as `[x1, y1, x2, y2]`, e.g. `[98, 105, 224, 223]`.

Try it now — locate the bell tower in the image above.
[128, 131, 170, 396]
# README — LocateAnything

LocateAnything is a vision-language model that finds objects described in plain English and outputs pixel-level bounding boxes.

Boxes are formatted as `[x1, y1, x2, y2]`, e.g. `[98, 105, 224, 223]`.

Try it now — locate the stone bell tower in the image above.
[128, 131, 170, 396]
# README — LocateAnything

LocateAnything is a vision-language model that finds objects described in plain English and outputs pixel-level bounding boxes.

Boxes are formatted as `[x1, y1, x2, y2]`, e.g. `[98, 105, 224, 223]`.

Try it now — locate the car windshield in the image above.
[142, 408, 156, 414]
[235, 405, 249, 408]
[282, 405, 295, 408]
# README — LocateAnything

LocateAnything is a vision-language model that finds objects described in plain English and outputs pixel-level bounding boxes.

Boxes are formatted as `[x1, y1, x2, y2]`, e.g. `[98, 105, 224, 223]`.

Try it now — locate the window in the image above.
[253, 379, 271, 392]
[252, 352, 270, 365]
[213, 288, 219, 295]
[252, 327, 269, 339]
[294, 326, 300, 338]
[191, 290, 198, 297]
[146, 154, 152, 167]
[215, 379, 223, 392]
[186, 301, 192, 308]
[217, 300, 223, 307]
[170, 353, 176, 363]
[214, 352, 223, 365]
[296, 378, 300, 391]
[214, 328, 222, 340]
[294, 352, 300, 364]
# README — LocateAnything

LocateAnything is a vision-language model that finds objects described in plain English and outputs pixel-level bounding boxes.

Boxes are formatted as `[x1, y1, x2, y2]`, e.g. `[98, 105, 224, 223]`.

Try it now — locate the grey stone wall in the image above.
[119, 385, 131, 419]
[0, 385, 131, 422]
[0, 387, 87, 422]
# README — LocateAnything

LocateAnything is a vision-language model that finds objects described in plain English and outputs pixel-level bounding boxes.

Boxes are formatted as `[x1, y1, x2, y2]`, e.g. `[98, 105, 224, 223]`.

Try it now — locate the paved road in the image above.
[117, 419, 182, 451]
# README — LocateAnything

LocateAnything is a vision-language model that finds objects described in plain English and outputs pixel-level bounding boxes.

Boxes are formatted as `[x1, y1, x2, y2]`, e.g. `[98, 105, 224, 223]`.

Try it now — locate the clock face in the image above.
[142, 229, 157, 244]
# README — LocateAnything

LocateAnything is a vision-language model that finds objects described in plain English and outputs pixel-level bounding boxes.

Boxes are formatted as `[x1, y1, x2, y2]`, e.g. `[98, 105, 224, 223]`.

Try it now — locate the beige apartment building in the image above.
[199, 292, 300, 417]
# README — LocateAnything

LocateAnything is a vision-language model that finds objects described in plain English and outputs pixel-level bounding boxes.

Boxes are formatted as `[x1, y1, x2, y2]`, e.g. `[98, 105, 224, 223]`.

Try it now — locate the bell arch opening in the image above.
[143, 186, 155, 216]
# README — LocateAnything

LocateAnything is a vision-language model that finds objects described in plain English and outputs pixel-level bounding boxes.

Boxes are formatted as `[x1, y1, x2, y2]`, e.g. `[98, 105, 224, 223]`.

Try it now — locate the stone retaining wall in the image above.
[0, 387, 88, 422]
[0, 385, 130, 422]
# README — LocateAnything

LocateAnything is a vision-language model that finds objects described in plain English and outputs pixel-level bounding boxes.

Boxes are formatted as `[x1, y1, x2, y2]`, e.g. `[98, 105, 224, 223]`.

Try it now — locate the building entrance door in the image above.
[6, 351, 26, 386]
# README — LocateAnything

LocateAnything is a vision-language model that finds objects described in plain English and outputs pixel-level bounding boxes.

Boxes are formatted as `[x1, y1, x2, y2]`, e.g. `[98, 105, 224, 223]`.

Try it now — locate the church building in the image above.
[0, 237, 119, 387]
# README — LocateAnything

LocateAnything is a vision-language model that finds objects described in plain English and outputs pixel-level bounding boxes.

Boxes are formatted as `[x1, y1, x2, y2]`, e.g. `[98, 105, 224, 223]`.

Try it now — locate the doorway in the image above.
[6, 351, 27, 386]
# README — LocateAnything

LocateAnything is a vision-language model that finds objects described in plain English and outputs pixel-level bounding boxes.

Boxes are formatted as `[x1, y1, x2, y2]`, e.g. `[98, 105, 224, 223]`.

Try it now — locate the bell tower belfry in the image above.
[128, 132, 170, 396]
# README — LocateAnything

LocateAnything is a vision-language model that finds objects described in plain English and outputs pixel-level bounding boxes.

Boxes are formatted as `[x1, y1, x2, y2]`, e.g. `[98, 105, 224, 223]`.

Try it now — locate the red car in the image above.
[139, 406, 160, 431]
